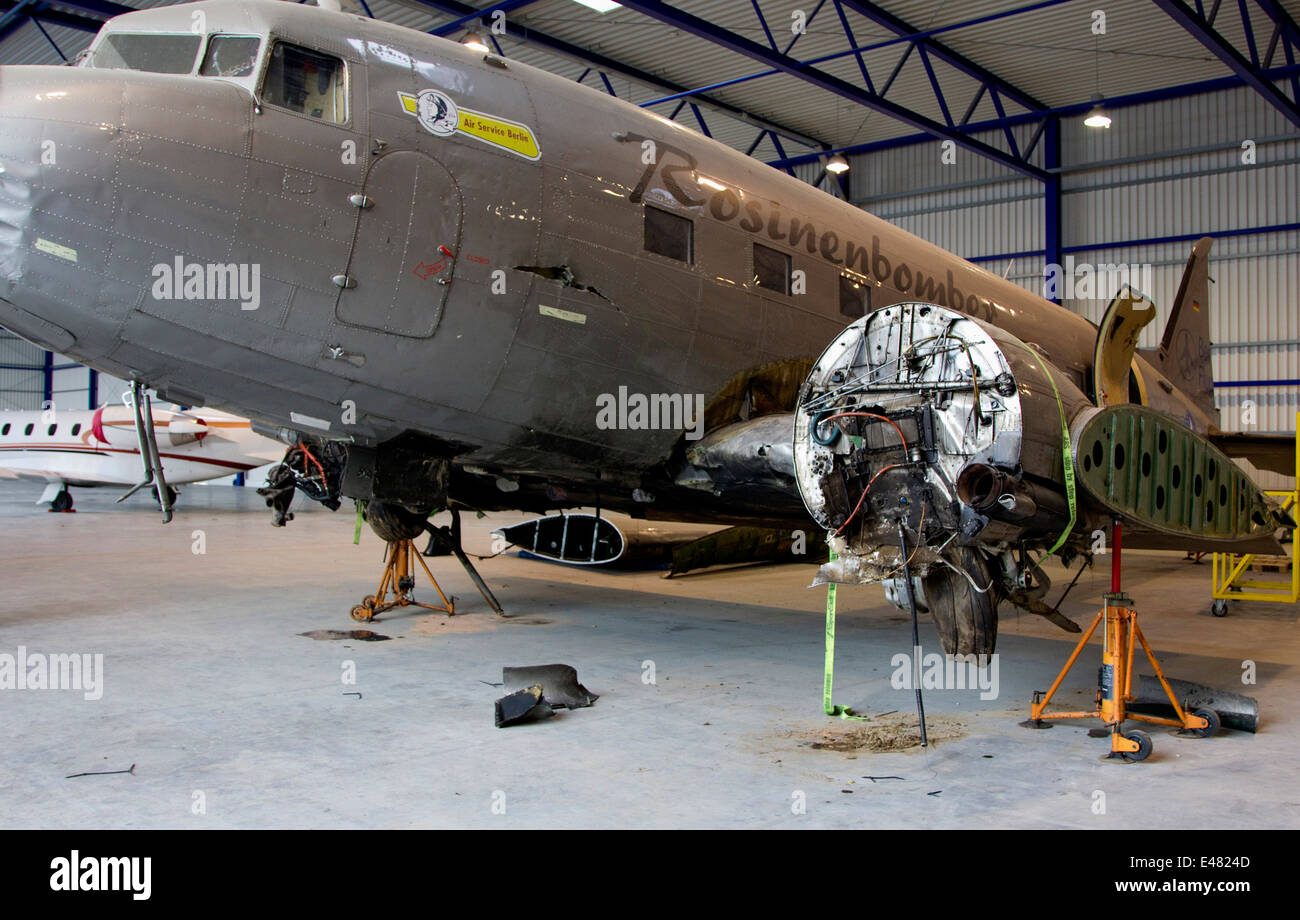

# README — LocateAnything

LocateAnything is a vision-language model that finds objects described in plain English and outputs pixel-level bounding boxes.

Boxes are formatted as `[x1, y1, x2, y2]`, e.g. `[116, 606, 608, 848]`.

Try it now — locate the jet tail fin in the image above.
[1153, 236, 1217, 419]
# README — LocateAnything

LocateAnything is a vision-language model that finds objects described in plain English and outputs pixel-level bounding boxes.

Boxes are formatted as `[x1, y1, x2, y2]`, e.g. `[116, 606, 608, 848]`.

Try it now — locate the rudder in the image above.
[1154, 236, 1216, 419]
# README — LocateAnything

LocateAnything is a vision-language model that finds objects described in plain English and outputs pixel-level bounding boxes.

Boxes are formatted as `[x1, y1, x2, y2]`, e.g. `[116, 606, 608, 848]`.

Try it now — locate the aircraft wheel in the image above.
[1211, 598, 1229, 617]
[1187, 708, 1220, 738]
[366, 502, 427, 542]
[923, 547, 997, 657]
[1120, 729, 1152, 763]
[350, 605, 373, 622]
[49, 490, 73, 512]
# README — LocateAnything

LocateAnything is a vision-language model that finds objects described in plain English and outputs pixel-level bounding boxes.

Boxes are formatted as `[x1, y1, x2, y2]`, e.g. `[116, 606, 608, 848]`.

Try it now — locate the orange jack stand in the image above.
[351, 539, 454, 622]
[1022, 522, 1218, 762]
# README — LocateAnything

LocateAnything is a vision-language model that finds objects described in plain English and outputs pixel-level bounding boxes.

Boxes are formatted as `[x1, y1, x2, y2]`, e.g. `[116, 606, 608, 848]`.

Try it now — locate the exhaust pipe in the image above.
[957, 464, 1068, 530]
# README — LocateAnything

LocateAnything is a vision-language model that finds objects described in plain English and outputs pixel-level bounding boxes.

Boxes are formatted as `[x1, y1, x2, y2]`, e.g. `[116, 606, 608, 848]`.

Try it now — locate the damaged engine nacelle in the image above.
[793, 302, 1094, 655]
[255, 429, 451, 532]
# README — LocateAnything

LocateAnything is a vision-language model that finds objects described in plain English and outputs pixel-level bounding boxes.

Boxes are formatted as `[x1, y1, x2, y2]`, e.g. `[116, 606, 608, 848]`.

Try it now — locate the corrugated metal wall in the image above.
[845, 87, 1298, 489]
[0, 333, 44, 410]
[0, 334, 126, 411]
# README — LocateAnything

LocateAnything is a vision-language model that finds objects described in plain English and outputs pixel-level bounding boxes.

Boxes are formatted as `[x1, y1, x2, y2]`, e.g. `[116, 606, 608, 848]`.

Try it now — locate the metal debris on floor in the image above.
[66, 764, 136, 779]
[494, 684, 556, 728]
[503, 664, 599, 709]
[494, 664, 599, 727]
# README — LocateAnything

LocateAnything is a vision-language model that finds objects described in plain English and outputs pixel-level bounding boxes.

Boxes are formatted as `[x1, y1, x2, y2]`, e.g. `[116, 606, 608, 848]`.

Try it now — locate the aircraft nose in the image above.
[0, 65, 120, 279]
[0, 65, 143, 353]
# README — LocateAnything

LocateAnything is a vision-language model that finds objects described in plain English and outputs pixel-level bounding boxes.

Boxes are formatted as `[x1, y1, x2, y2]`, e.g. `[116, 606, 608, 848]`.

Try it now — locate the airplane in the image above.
[0, 401, 287, 510]
[0, 0, 1290, 654]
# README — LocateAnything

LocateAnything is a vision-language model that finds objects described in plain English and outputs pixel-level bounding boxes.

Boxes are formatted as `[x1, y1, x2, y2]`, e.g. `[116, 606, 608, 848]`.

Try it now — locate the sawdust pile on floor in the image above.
[800, 713, 966, 753]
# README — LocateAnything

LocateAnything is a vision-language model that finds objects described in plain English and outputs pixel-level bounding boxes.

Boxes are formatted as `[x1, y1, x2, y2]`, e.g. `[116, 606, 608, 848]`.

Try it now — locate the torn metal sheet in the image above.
[503, 664, 598, 710]
[494, 683, 555, 728]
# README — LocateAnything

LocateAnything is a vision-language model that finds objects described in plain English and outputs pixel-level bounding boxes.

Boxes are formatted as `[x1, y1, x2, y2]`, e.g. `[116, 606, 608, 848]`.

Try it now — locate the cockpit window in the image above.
[90, 33, 202, 74]
[262, 42, 346, 124]
[200, 36, 261, 78]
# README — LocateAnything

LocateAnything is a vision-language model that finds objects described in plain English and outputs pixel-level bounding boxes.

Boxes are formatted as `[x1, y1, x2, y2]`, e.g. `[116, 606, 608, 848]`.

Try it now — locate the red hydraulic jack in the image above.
[1022, 521, 1219, 762]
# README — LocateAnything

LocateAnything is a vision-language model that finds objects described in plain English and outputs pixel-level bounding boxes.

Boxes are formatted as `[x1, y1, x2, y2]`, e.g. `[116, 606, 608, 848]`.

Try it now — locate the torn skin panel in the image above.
[513, 264, 614, 304]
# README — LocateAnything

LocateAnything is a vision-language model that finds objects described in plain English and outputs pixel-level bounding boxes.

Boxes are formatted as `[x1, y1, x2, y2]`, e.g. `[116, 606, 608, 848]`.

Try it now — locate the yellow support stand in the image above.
[1211, 411, 1299, 609]
[1024, 522, 1216, 762]
[351, 539, 454, 621]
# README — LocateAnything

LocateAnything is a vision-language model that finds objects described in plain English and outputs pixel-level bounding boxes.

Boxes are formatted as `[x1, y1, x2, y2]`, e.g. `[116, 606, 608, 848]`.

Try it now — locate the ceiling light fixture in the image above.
[461, 30, 490, 52]
[826, 153, 850, 174]
[1084, 94, 1111, 129]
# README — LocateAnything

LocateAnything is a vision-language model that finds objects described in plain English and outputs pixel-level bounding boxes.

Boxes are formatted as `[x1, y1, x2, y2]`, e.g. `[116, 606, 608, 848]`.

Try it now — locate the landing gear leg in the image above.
[117, 380, 173, 523]
[425, 508, 505, 616]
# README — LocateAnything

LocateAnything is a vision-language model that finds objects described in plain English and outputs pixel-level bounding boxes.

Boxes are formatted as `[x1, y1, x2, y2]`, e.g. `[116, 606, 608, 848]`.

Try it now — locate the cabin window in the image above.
[644, 206, 693, 263]
[753, 243, 790, 294]
[262, 42, 347, 124]
[839, 273, 869, 318]
[71, 423, 81, 436]
[47, 424, 56, 436]
[1, 424, 8, 435]
[200, 36, 261, 79]
[24, 424, 33, 436]
[91, 33, 203, 74]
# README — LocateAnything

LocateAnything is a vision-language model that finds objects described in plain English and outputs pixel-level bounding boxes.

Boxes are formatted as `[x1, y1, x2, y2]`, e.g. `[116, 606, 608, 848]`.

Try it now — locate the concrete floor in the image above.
[0, 478, 1296, 829]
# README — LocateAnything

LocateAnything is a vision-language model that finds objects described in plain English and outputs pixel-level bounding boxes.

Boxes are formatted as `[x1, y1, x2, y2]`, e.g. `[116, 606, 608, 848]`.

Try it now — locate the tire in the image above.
[1121, 729, 1152, 762]
[922, 546, 998, 656]
[365, 501, 428, 542]
[1188, 708, 1220, 738]
[49, 490, 73, 512]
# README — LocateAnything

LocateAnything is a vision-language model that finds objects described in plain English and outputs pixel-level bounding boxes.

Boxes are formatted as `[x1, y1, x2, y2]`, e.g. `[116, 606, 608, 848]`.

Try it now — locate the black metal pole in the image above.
[896, 521, 928, 747]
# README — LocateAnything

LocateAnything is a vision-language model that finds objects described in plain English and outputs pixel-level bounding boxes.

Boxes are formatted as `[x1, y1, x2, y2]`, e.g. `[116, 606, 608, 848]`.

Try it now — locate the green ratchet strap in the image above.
[1030, 348, 1078, 556]
[823, 549, 870, 721]
[353, 500, 366, 546]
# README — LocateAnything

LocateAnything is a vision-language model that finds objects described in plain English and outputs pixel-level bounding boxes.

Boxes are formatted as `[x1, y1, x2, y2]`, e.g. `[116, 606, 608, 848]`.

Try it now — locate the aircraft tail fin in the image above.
[1154, 236, 1217, 419]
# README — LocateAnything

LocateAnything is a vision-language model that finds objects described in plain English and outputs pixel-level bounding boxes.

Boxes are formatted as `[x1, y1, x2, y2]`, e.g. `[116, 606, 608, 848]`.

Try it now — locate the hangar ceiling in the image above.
[0, 0, 1297, 179]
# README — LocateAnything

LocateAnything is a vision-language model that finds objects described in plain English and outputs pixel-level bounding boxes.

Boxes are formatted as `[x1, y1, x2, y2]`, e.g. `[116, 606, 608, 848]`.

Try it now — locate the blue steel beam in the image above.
[1152, 0, 1300, 129]
[42, 0, 130, 16]
[616, 0, 1048, 180]
[966, 220, 1300, 265]
[428, 0, 545, 38]
[837, 0, 1049, 114]
[41, 350, 53, 407]
[0, 0, 37, 43]
[32, 16, 66, 58]
[1254, 0, 1300, 49]
[0, 0, 121, 34]
[767, 62, 1300, 168]
[640, 0, 1071, 111]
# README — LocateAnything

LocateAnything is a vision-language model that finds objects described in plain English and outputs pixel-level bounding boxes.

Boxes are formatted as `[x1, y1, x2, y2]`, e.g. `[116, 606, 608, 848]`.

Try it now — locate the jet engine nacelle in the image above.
[165, 412, 209, 447]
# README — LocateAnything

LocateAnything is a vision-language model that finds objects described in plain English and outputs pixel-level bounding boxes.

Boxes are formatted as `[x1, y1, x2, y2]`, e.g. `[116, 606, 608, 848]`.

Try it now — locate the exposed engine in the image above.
[256, 435, 347, 526]
[793, 302, 1096, 655]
